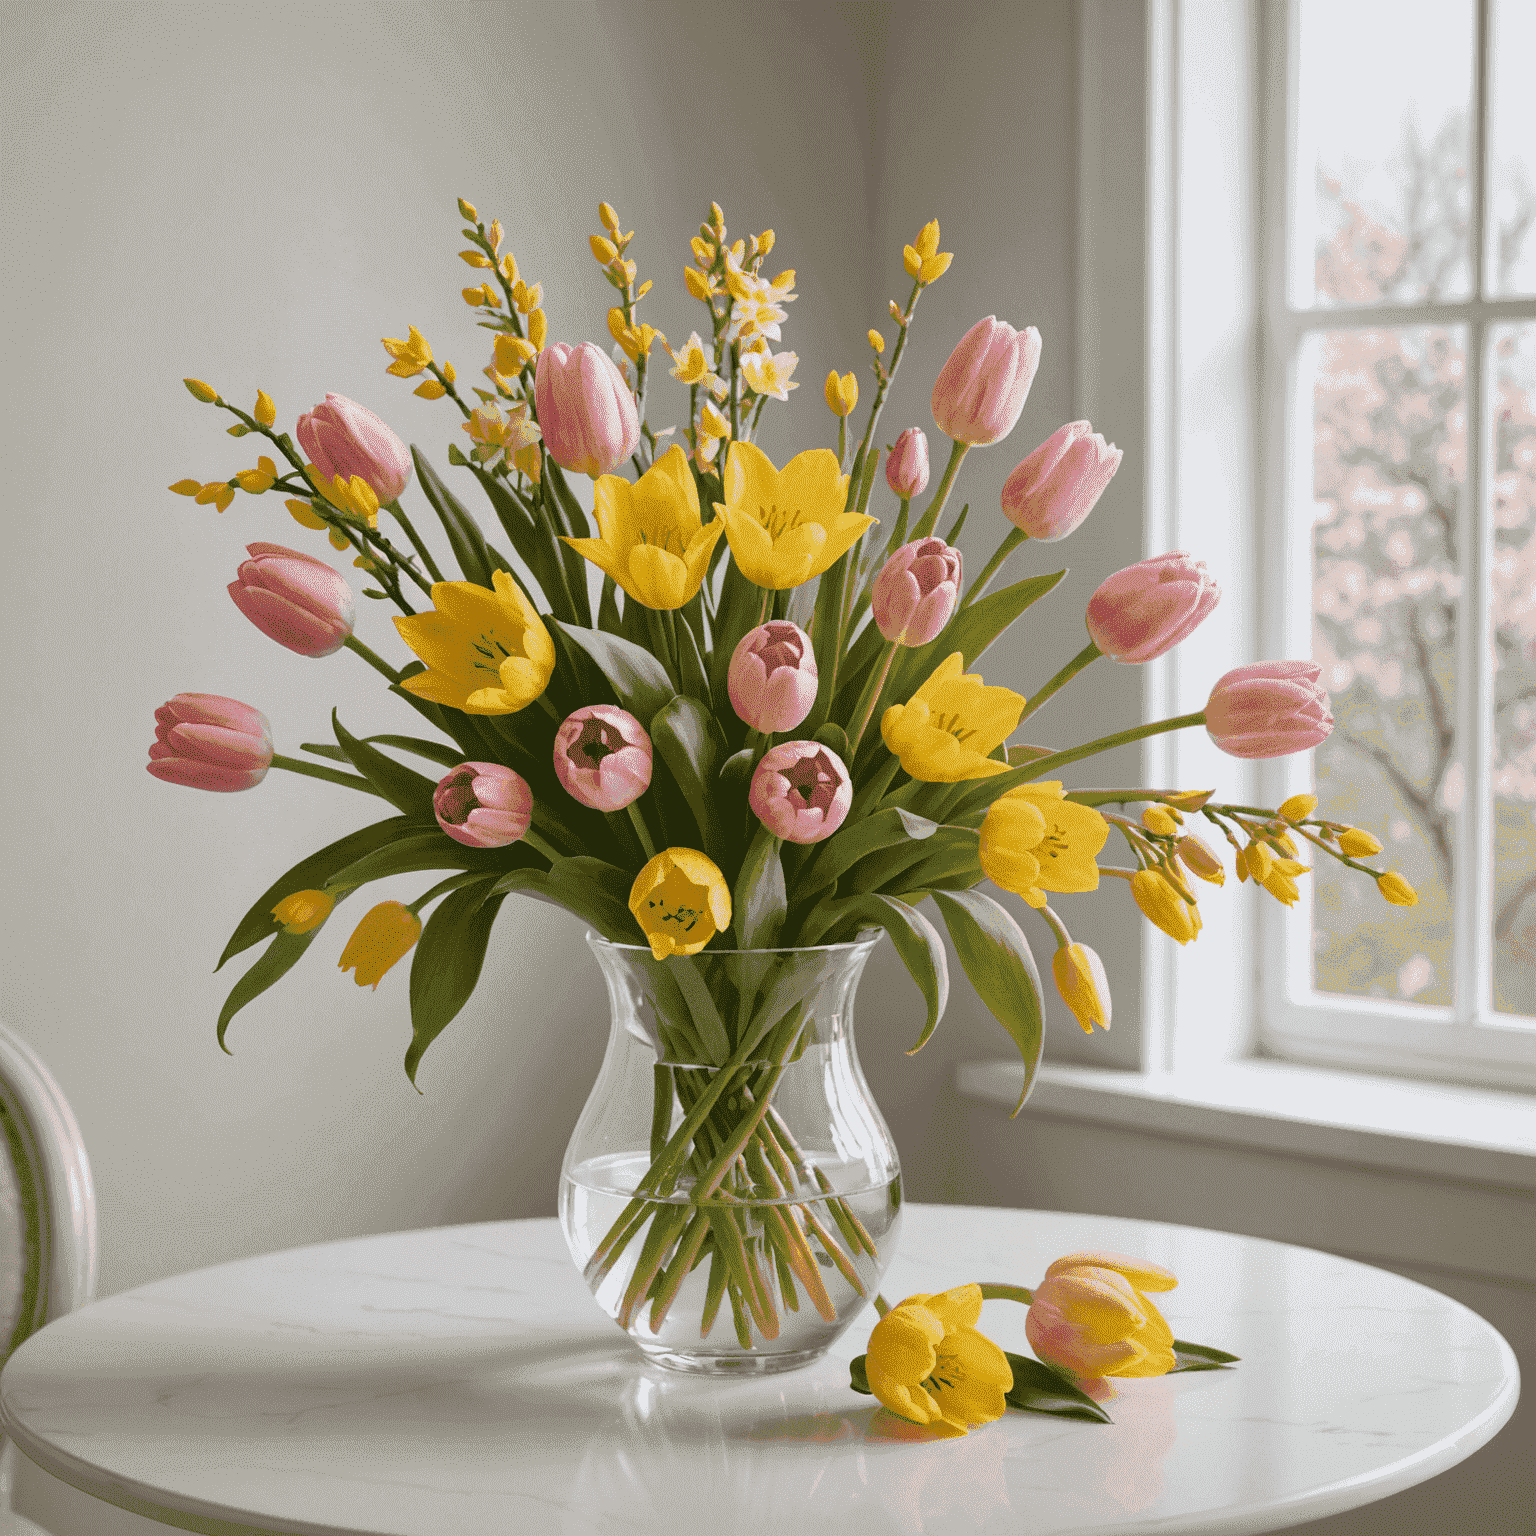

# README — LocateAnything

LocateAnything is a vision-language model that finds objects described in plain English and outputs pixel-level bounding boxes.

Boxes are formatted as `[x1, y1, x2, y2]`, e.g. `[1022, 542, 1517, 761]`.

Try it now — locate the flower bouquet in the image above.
[151, 198, 1415, 1375]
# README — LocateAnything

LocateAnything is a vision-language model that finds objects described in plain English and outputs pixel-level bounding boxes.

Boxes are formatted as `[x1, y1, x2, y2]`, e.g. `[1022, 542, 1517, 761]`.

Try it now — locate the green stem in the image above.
[963, 526, 1028, 607]
[909, 440, 968, 541]
[407, 871, 491, 914]
[268, 753, 377, 794]
[383, 499, 446, 584]
[847, 640, 899, 759]
[1017, 641, 1102, 724]
[525, 829, 564, 864]
[978, 1282, 1035, 1305]
[343, 635, 403, 683]
[883, 496, 912, 558]
[1023, 711, 1208, 780]
[627, 802, 658, 860]
[874, 1292, 891, 1317]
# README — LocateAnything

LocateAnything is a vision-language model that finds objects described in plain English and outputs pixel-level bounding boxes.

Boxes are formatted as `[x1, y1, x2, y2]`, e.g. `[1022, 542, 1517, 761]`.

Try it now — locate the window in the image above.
[1261, 0, 1536, 1089]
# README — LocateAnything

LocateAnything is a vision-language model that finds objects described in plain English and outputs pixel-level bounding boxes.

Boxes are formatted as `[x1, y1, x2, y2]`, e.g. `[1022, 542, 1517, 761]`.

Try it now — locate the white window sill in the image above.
[954, 1058, 1536, 1194]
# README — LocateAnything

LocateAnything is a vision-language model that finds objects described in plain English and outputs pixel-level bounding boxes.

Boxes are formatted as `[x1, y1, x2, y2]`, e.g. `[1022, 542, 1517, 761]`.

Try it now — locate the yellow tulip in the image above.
[338, 902, 421, 990]
[1025, 1252, 1177, 1382]
[1052, 942, 1111, 1034]
[563, 446, 725, 611]
[979, 794, 1047, 903]
[1131, 869, 1200, 944]
[824, 370, 859, 418]
[628, 848, 732, 959]
[1378, 871, 1418, 906]
[865, 1284, 1013, 1438]
[980, 781, 1107, 904]
[713, 441, 867, 590]
[393, 569, 555, 715]
[881, 653, 1025, 783]
[271, 888, 334, 935]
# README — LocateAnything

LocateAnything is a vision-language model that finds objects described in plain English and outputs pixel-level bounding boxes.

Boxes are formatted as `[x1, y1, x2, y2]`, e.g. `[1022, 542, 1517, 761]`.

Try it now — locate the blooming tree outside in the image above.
[1308, 113, 1536, 1014]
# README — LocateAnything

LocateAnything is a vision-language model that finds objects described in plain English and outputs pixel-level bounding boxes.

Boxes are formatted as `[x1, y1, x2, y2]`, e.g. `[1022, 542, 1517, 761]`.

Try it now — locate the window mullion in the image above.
[1452, 0, 1495, 1026]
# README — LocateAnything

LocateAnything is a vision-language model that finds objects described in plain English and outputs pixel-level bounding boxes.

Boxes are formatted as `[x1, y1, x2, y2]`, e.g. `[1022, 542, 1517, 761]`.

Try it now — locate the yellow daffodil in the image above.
[1052, 942, 1112, 1034]
[738, 347, 800, 402]
[714, 441, 865, 591]
[564, 446, 725, 610]
[271, 888, 335, 936]
[393, 569, 555, 715]
[669, 332, 728, 398]
[381, 324, 433, 378]
[1338, 826, 1382, 857]
[882, 654, 1025, 783]
[865, 1284, 1013, 1438]
[1130, 868, 1200, 944]
[337, 901, 421, 989]
[1025, 1253, 1177, 1382]
[629, 848, 732, 959]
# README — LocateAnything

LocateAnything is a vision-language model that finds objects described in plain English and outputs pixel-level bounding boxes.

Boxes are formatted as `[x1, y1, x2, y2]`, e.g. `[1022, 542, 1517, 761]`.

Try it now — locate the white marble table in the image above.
[0, 1204, 1518, 1536]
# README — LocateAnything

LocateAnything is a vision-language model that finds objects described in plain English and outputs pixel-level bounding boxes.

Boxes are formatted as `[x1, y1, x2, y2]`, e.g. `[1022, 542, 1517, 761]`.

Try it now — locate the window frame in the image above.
[1256, 0, 1536, 1092]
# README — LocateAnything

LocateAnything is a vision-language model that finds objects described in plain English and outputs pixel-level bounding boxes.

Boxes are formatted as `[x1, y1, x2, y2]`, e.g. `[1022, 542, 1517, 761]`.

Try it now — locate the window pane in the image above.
[1308, 326, 1465, 1005]
[1491, 323, 1536, 1017]
[1489, 0, 1536, 295]
[1296, 0, 1475, 308]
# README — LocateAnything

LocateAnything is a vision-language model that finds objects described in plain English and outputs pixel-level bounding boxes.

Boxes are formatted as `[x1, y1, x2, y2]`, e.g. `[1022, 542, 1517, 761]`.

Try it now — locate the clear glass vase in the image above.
[559, 933, 902, 1375]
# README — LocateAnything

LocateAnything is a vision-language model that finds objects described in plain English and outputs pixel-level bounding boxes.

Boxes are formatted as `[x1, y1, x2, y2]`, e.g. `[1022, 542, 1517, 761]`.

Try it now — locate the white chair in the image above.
[0, 1025, 97, 1535]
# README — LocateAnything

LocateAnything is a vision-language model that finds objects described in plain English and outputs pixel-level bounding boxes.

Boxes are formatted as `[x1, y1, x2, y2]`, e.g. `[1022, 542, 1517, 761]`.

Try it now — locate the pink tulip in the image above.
[930, 316, 1042, 446]
[554, 705, 652, 811]
[872, 538, 963, 646]
[1001, 421, 1123, 542]
[1206, 660, 1334, 759]
[884, 427, 930, 499]
[433, 762, 533, 848]
[749, 741, 853, 845]
[534, 342, 641, 477]
[228, 542, 355, 658]
[146, 693, 273, 792]
[728, 622, 818, 733]
[295, 393, 413, 504]
[1085, 552, 1221, 663]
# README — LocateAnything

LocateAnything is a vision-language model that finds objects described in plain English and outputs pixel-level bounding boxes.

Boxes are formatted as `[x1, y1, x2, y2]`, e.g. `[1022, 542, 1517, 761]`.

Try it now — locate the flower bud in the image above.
[930, 317, 1042, 446]
[1000, 420, 1122, 542]
[338, 902, 422, 990]
[1205, 660, 1334, 759]
[228, 542, 355, 658]
[1086, 552, 1221, 663]
[1244, 840, 1274, 883]
[749, 741, 853, 845]
[433, 761, 533, 849]
[1378, 871, 1418, 906]
[272, 889, 334, 935]
[728, 622, 818, 733]
[1278, 793, 1318, 823]
[1176, 834, 1225, 885]
[1141, 805, 1178, 836]
[296, 393, 413, 505]
[1130, 869, 1200, 944]
[534, 342, 638, 477]
[146, 693, 273, 793]
[872, 538, 962, 647]
[1337, 827, 1382, 858]
[255, 390, 276, 427]
[824, 370, 859, 417]
[458, 197, 478, 221]
[554, 705, 652, 812]
[885, 427, 930, 499]
[184, 378, 218, 403]
[1052, 943, 1111, 1034]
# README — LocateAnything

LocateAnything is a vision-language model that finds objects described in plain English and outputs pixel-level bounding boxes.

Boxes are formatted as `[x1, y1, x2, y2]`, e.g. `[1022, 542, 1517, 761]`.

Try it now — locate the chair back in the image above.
[0, 1027, 96, 1366]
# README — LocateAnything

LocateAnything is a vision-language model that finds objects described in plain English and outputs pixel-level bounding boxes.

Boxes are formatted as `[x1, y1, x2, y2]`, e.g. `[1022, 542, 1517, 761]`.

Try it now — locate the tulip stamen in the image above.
[759, 500, 807, 538]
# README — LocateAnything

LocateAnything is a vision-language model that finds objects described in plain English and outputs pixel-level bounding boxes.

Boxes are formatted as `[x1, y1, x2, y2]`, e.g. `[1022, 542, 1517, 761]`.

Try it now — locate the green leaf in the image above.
[411, 445, 498, 589]
[650, 694, 728, 858]
[800, 806, 938, 899]
[734, 828, 786, 949]
[673, 605, 712, 706]
[598, 574, 623, 633]
[812, 721, 850, 761]
[467, 465, 572, 621]
[363, 734, 469, 770]
[849, 1353, 873, 1394]
[815, 893, 946, 1053]
[488, 857, 636, 942]
[325, 831, 519, 891]
[929, 888, 1044, 1114]
[331, 710, 438, 817]
[881, 825, 982, 894]
[1171, 1338, 1241, 1372]
[405, 881, 506, 1086]
[217, 927, 323, 1052]
[1001, 1354, 1114, 1422]
[554, 621, 676, 728]
[216, 816, 424, 970]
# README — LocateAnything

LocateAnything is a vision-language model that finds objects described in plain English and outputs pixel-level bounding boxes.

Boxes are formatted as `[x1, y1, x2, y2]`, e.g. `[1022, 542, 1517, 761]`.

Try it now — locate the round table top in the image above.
[0, 1204, 1518, 1536]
